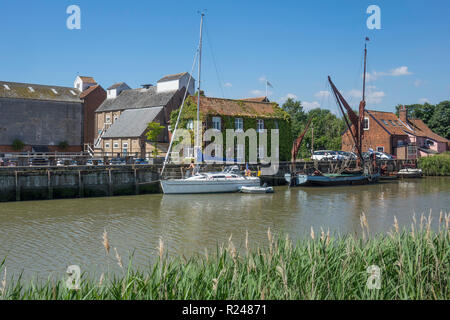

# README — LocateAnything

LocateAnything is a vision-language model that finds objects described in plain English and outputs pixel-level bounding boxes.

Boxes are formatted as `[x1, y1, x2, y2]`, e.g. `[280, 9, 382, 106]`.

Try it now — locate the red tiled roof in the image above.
[241, 97, 269, 102]
[189, 96, 284, 118]
[80, 84, 100, 99]
[366, 110, 449, 143]
[408, 119, 449, 143]
[79, 76, 97, 84]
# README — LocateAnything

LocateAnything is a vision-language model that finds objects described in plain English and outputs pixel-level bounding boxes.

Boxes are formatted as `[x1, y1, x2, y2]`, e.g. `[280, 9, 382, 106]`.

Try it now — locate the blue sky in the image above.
[1, 0, 449, 113]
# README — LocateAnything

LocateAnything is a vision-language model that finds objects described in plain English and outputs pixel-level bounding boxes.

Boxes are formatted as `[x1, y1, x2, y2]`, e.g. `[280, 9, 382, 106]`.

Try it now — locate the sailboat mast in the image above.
[196, 13, 204, 163]
[362, 42, 367, 102]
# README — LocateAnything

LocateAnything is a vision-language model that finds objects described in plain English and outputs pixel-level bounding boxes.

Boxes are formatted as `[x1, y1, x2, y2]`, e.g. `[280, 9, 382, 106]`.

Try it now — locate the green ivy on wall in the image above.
[169, 100, 292, 161]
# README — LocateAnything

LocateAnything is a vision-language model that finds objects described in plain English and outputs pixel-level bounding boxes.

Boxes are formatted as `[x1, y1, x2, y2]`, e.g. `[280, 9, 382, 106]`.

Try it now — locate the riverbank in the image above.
[1, 213, 448, 300]
[418, 152, 450, 176]
[0, 159, 418, 202]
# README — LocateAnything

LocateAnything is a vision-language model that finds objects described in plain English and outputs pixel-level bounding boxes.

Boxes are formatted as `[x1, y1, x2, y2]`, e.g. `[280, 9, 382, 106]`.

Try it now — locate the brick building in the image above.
[172, 95, 292, 162]
[94, 72, 195, 157]
[342, 106, 449, 159]
[0, 77, 105, 154]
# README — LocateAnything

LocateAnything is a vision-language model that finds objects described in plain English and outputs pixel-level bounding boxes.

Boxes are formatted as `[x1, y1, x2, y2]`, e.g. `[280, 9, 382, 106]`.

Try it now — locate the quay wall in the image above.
[0, 160, 411, 202]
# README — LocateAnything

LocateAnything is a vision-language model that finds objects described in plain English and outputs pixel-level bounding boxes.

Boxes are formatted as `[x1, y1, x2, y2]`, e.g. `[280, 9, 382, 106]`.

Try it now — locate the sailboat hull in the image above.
[161, 177, 261, 194]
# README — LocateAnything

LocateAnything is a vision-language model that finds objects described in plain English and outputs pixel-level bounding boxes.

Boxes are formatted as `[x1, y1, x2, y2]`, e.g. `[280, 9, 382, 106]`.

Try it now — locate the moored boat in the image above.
[285, 172, 380, 186]
[398, 168, 422, 178]
[240, 185, 274, 194]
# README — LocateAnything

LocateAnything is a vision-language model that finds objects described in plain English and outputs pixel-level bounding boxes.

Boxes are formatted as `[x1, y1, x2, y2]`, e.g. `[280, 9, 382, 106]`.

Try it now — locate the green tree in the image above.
[282, 98, 307, 139]
[12, 139, 25, 151]
[428, 101, 450, 140]
[145, 122, 165, 158]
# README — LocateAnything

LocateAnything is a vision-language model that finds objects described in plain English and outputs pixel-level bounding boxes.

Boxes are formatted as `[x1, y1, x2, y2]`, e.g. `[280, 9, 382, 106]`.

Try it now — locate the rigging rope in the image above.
[161, 49, 199, 177]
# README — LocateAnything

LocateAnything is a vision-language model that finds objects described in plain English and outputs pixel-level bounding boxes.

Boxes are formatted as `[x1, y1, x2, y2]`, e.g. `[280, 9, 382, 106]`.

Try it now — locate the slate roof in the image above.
[0, 81, 82, 103]
[95, 86, 178, 112]
[102, 107, 163, 138]
[157, 72, 188, 83]
[107, 82, 127, 90]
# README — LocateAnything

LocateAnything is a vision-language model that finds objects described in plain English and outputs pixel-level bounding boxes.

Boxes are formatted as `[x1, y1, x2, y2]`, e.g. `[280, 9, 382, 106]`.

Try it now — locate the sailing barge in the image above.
[287, 38, 380, 187]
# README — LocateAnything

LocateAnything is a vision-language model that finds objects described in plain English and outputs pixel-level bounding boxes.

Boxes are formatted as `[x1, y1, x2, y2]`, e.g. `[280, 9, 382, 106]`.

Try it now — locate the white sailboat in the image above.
[160, 13, 261, 194]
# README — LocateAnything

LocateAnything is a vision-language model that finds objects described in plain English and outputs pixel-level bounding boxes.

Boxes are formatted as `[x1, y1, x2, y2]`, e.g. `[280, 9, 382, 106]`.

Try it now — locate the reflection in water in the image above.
[0, 177, 448, 279]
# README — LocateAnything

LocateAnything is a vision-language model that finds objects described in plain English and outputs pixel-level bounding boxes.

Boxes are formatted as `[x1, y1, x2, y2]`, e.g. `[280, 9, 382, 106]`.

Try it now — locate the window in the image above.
[70, 90, 77, 96]
[381, 119, 389, 126]
[257, 119, 264, 132]
[274, 120, 279, 129]
[105, 143, 110, 148]
[51, 89, 58, 94]
[235, 118, 243, 131]
[114, 115, 118, 122]
[237, 144, 244, 162]
[258, 145, 265, 159]
[3, 84, 10, 90]
[212, 117, 221, 131]
[397, 140, 404, 147]
[123, 143, 128, 149]
[186, 119, 194, 130]
[105, 116, 111, 124]
[28, 87, 35, 92]
[363, 117, 369, 130]
[185, 147, 194, 158]
[113, 142, 119, 149]
[395, 120, 402, 126]
[388, 120, 396, 126]
[377, 146, 384, 152]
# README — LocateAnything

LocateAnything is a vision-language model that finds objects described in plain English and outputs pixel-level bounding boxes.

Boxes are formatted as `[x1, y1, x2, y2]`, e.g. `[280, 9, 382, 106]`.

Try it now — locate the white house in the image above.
[107, 82, 131, 99]
[156, 72, 195, 95]
[74, 76, 97, 92]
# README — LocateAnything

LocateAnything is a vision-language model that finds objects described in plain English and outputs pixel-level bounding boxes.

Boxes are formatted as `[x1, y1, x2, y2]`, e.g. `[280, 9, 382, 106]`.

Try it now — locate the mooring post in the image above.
[78, 170, 84, 198]
[47, 170, 53, 200]
[108, 169, 113, 196]
[15, 171, 20, 201]
[134, 168, 139, 195]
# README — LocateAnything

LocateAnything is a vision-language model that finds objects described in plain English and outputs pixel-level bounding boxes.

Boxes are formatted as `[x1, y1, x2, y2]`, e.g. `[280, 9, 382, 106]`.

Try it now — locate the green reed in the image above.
[418, 152, 450, 176]
[1, 212, 448, 300]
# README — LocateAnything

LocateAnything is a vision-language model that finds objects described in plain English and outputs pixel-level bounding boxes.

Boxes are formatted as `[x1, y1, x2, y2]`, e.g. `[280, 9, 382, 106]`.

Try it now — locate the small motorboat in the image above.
[240, 184, 274, 194]
[398, 168, 422, 178]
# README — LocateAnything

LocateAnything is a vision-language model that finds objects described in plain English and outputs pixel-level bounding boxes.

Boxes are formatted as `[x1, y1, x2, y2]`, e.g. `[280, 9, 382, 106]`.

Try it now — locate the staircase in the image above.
[94, 124, 110, 149]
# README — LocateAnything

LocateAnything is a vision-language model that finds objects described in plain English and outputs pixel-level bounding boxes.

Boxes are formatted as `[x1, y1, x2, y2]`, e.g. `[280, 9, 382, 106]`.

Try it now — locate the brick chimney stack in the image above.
[399, 105, 408, 123]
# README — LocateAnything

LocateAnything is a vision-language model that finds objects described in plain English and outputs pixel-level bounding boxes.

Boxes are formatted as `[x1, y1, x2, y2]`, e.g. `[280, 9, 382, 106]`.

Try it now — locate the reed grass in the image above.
[418, 152, 450, 176]
[1, 213, 448, 300]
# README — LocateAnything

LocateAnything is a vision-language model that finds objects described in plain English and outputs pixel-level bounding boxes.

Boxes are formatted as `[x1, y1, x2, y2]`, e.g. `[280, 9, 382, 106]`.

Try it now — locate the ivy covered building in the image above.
[170, 96, 292, 162]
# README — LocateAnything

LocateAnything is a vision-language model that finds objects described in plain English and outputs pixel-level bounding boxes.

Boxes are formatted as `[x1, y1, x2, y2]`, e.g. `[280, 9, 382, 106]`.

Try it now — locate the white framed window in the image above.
[237, 144, 245, 162]
[363, 117, 369, 130]
[235, 118, 243, 131]
[186, 119, 194, 130]
[257, 119, 264, 132]
[212, 116, 221, 131]
[113, 142, 119, 149]
[258, 145, 265, 159]
[185, 147, 194, 158]
[105, 115, 111, 124]
[377, 146, 384, 152]
[123, 143, 128, 149]
[105, 143, 110, 148]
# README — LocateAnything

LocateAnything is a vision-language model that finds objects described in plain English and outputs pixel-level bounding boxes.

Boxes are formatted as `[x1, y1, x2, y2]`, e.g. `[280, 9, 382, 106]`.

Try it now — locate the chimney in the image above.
[399, 105, 408, 123]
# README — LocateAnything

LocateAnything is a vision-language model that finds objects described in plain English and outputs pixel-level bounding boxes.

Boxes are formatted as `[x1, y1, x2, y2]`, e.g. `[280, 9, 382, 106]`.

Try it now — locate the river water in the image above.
[0, 177, 449, 280]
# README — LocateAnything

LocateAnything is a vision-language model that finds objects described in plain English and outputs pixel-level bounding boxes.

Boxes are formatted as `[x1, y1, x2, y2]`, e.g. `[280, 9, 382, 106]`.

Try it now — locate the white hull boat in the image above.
[398, 168, 422, 178]
[239, 185, 274, 194]
[161, 168, 260, 194]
